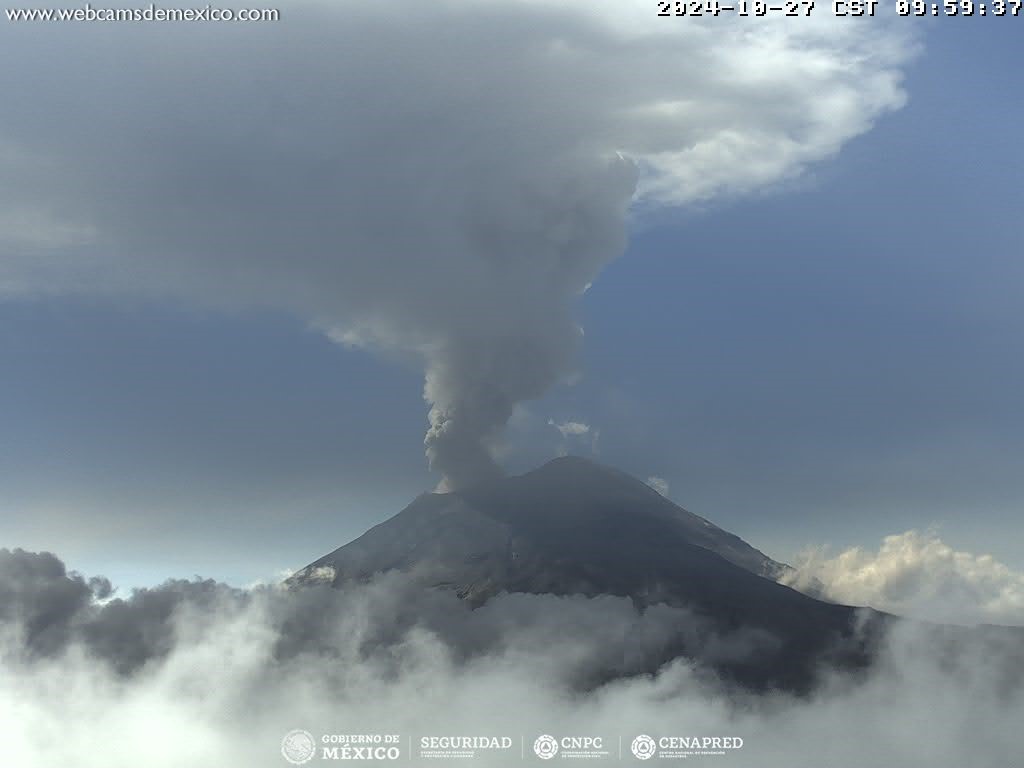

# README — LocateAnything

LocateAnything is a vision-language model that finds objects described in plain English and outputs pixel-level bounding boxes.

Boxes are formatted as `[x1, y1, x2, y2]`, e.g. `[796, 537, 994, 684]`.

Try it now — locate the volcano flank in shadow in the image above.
[290, 456, 891, 691]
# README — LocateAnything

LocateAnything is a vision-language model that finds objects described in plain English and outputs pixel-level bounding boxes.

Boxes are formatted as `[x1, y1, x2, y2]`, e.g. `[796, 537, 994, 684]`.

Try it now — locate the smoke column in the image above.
[0, 2, 913, 488]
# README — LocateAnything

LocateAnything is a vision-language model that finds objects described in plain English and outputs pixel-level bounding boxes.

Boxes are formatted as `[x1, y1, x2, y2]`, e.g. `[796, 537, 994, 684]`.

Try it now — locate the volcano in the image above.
[289, 456, 889, 690]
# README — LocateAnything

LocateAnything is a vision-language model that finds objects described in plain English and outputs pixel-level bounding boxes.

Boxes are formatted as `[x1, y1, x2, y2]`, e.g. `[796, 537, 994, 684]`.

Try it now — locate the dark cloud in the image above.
[1, 548, 1022, 767]
[0, 548, 96, 655]
[0, 549, 756, 685]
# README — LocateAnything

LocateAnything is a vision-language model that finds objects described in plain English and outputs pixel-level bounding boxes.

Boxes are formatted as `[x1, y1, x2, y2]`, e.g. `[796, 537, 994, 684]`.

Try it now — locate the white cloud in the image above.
[548, 420, 591, 439]
[646, 476, 669, 496]
[548, 419, 600, 458]
[781, 530, 1024, 626]
[1, 548, 1022, 767]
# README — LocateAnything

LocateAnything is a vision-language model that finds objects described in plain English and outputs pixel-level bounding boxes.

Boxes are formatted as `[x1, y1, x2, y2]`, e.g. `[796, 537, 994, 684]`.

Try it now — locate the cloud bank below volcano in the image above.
[1, 547, 1022, 768]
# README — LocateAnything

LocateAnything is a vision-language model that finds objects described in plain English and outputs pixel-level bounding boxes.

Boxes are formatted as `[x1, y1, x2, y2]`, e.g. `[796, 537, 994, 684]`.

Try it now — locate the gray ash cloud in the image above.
[0, 3, 912, 489]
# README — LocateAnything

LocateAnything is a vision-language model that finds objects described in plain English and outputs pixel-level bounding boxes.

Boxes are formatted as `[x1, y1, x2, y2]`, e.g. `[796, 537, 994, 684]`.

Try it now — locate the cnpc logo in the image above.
[533, 734, 605, 759]
[533, 735, 559, 760]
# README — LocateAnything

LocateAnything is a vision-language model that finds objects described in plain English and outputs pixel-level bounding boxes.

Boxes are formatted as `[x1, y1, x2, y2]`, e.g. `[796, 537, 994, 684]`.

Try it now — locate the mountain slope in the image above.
[289, 456, 888, 690]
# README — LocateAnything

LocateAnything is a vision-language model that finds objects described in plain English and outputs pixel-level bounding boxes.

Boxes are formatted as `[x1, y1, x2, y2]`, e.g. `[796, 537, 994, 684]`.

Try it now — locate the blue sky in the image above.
[581, 20, 1024, 566]
[1, 9, 1021, 588]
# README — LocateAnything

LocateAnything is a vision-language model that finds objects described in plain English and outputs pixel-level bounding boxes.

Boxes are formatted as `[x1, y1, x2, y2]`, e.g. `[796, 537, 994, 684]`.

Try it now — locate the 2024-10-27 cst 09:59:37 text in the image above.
[658, 0, 1021, 13]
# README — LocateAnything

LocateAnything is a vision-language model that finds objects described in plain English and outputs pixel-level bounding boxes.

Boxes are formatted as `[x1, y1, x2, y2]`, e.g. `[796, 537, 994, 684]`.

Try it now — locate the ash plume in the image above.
[0, 2, 913, 488]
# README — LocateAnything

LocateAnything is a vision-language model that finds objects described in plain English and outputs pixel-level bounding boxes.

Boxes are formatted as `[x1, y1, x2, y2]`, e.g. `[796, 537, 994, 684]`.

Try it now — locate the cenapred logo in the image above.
[632, 734, 744, 760]
[281, 729, 317, 765]
[631, 734, 656, 761]
[533, 734, 559, 760]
